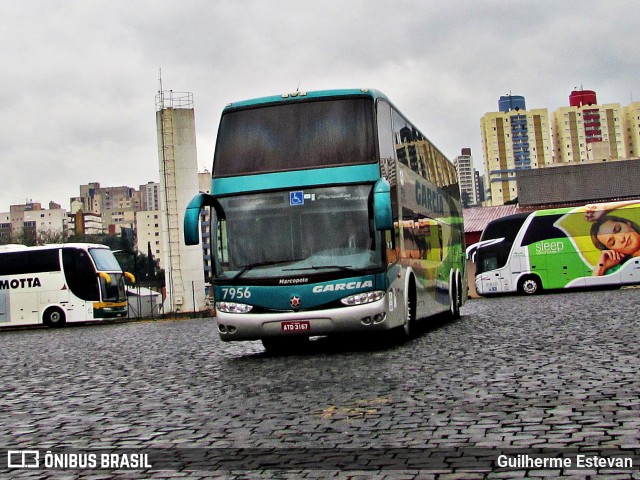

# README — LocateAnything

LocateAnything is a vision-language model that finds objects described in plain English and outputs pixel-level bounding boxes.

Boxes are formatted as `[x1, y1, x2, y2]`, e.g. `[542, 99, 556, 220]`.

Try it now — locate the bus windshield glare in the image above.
[89, 248, 124, 271]
[213, 98, 377, 177]
[214, 184, 383, 279]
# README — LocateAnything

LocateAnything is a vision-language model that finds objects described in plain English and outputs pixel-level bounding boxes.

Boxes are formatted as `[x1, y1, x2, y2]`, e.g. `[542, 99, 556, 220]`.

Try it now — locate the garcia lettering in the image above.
[0, 277, 42, 289]
[312, 280, 373, 293]
[415, 181, 445, 215]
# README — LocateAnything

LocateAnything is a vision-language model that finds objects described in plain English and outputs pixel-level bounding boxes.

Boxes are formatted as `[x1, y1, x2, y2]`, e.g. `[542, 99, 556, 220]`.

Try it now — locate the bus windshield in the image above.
[213, 98, 377, 177]
[213, 184, 383, 279]
[89, 248, 123, 271]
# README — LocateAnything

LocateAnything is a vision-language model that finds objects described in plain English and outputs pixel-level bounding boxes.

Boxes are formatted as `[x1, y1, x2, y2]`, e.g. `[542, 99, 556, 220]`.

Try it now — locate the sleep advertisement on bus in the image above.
[549, 200, 640, 287]
[476, 200, 640, 294]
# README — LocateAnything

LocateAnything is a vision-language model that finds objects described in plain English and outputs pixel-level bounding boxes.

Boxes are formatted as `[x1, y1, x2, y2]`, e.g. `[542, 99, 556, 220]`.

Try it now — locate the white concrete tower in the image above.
[155, 91, 205, 313]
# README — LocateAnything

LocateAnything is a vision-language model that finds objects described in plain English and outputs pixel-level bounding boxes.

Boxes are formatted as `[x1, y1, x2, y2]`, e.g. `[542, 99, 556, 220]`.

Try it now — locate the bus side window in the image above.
[62, 249, 100, 301]
[520, 214, 567, 246]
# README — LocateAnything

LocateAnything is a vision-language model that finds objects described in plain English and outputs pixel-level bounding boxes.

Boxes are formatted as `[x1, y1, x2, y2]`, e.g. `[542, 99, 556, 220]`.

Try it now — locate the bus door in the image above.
[475, 241, 509, 293]
[509, 250, 527, 277]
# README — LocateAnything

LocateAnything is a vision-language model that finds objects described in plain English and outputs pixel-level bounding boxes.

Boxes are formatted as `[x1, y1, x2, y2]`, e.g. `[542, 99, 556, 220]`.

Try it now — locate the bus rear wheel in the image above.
[518, 276, 541, 295]
[43, 307, 66, 327]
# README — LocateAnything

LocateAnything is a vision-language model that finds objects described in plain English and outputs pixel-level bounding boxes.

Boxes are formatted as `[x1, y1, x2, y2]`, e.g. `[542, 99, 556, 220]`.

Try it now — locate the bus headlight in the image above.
[216, 302, 253, 314]
[340, 291, 385, 306]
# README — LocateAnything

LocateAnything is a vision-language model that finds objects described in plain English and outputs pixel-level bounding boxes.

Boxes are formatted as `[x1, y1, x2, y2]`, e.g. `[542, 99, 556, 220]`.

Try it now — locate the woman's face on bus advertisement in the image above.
[596, 219, 640, 256]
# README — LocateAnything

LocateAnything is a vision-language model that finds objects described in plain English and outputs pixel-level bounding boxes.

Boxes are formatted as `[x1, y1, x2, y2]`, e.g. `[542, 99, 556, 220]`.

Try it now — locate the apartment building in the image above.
[623, 101, 640, 159]
[552, 90, 627, 164]
[453, 148, 479, 207]
[71, 182, 163, 235]
[481, 89, 639, 206]
[480, 95, 553, 205]
[136, 210, 164, 269]
[0, 201, 66, 244]
[139, 181, 161, 211]
[66, 211, 103, 236]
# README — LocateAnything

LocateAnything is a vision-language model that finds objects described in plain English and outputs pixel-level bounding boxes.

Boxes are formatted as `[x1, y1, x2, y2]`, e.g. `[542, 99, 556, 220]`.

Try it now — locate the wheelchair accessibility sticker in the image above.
[290, 191, 304, 205]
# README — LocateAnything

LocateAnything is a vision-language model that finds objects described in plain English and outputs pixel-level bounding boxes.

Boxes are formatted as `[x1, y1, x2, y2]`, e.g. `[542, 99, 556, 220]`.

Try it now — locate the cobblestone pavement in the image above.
[1, 288, 639, 479]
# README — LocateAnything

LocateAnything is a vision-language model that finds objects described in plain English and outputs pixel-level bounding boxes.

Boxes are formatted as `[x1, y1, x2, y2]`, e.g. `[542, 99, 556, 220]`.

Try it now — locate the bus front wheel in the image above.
[518, 276, 541, 295]
[43, 307, 66, 327]
[395, 276, 416, 342]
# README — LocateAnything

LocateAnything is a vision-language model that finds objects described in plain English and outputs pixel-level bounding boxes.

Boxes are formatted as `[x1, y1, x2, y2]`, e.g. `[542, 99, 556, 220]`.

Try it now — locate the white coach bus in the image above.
[0, 243, 133, 327]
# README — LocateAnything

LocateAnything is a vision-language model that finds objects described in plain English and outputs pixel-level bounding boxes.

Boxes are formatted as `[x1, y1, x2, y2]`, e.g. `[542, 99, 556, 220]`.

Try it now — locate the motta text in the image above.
[0, 277, 42, 289]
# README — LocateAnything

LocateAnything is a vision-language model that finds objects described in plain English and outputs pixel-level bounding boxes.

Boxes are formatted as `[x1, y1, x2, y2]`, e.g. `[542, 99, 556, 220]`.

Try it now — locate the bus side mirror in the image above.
[184, 193, 225, 246]
[373, 178, 393, 231]
[98, 271, 112, 283]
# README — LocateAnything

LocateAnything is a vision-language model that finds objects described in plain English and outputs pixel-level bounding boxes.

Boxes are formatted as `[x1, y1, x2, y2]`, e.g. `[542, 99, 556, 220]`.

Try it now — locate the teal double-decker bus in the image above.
[184, 89, 466, 351]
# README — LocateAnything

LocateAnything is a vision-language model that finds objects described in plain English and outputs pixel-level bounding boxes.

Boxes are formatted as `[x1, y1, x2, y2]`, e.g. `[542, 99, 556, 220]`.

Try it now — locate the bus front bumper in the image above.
[215, 298, 389, 341]
[93, 301, 129, 319]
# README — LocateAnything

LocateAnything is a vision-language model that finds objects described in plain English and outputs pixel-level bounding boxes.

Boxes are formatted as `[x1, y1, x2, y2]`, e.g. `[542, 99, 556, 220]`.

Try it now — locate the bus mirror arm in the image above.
[373, 178, 393, 231]
[98, 271, 112, 283]
[184, 193, 225, 246]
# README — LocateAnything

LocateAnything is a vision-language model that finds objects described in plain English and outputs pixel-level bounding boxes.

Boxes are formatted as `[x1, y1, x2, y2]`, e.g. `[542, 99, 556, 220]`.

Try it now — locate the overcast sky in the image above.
[2, 1, 639, 210]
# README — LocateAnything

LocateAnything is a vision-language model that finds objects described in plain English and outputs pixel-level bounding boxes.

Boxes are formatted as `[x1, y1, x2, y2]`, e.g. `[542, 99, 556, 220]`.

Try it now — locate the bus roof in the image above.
[0, 243, 112, 253]
[222, 88, 388, 111]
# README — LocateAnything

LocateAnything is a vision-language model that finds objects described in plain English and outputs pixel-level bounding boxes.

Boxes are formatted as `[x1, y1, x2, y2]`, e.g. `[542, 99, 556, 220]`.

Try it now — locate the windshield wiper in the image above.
[233, 259, 302, 279]
[283, 265, 356, 272]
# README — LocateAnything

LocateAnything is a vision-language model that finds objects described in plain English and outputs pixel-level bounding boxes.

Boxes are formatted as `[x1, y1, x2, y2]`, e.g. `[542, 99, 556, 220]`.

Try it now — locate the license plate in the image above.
[281, 320, 310, 332]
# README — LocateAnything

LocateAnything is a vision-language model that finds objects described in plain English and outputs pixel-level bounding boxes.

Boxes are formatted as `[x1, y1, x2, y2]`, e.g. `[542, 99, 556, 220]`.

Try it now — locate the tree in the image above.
[36, 229, 67, 245]
[0, 228, 65, 247]
[64, 232, 165, 287]
[113, 250, 164, 287]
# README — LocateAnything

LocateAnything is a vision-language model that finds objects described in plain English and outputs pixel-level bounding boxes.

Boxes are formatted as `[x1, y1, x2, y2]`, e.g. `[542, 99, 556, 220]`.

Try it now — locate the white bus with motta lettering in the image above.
[0, 244, 133, 327]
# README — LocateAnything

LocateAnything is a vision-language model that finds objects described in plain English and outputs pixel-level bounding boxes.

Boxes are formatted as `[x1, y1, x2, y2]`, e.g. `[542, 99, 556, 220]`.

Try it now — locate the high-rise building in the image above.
[72, 182, 141, 233]
[474, 172, 486, 205]
[453, 148, 478, 207]
[622, 101, 640, 159]
[552, 89, 627, 164]
[139, 181, 161, 211]
[480, 95, 553, 205]
[135, 210, 164, 270]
